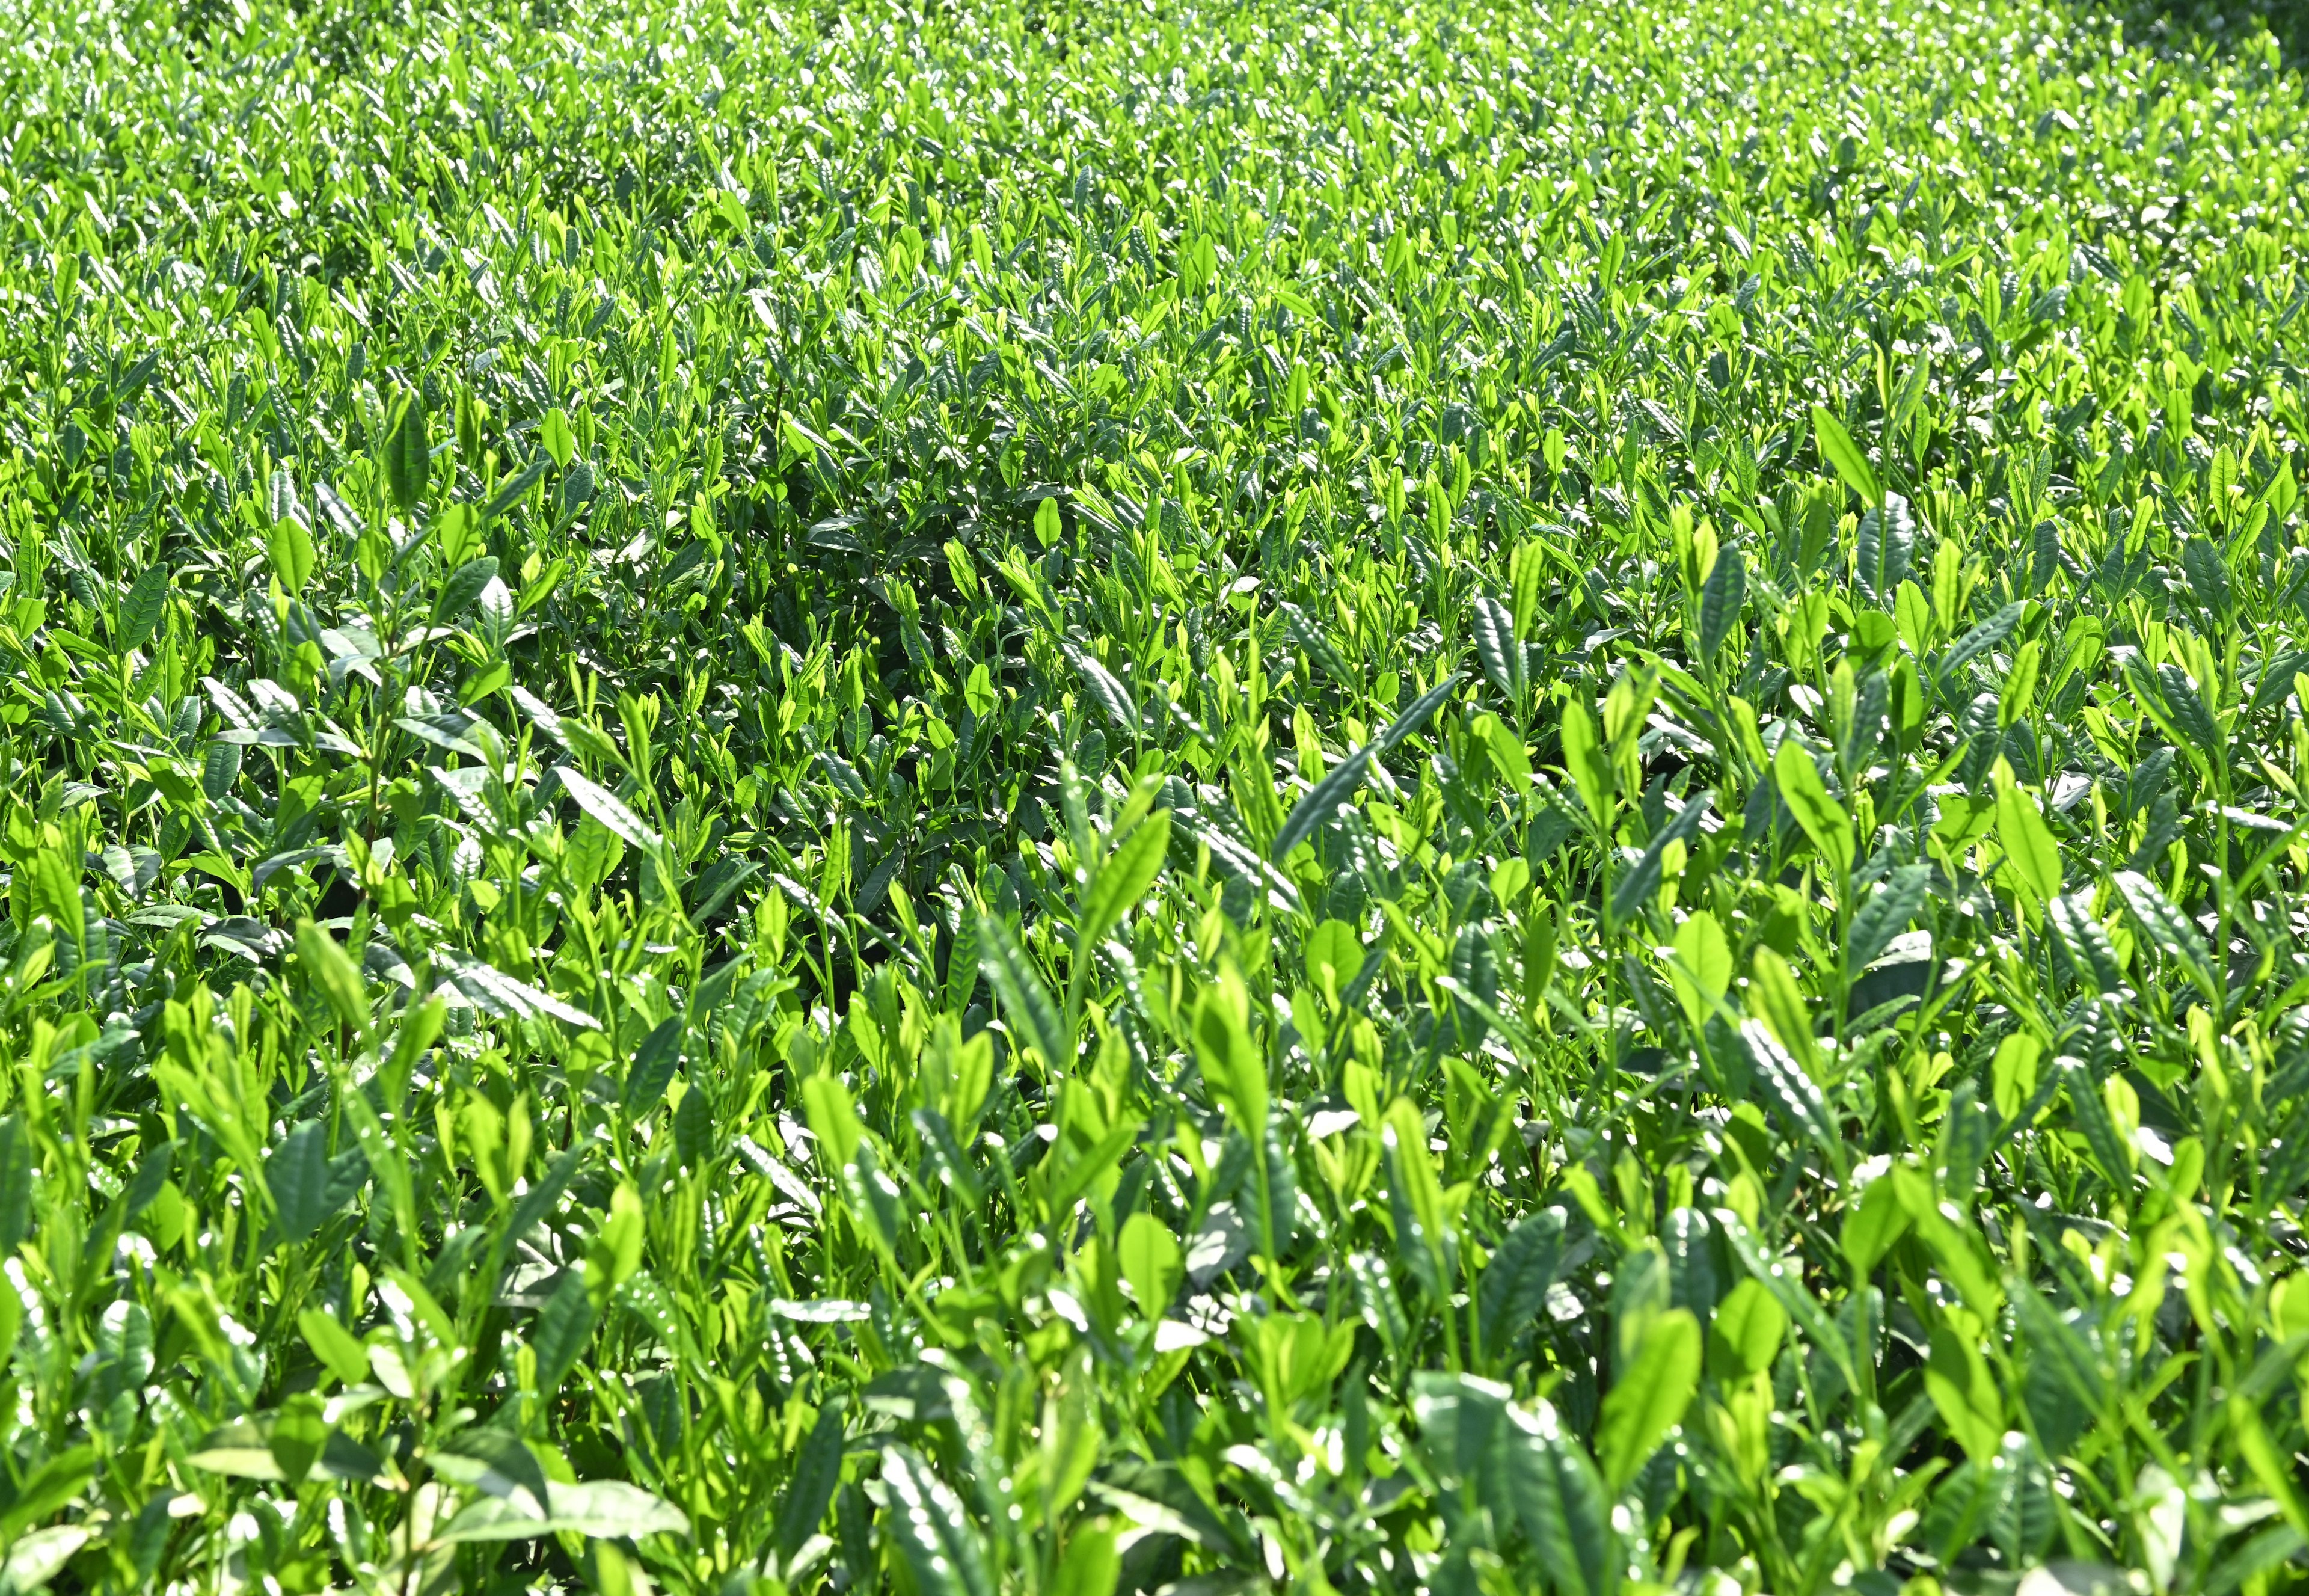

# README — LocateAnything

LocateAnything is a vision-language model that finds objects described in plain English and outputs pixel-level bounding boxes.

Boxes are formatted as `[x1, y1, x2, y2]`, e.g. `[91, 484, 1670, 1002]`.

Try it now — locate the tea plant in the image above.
[2, 0, 2308, 1591]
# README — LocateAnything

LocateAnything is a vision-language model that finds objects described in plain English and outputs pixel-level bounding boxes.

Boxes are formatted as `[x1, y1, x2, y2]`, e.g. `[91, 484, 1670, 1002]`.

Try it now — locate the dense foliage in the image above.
[3, 0, 2308, 1590]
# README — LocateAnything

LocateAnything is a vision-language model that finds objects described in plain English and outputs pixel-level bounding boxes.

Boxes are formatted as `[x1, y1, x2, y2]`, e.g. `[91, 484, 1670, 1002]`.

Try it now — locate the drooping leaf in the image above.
[555, 766, 662, 850]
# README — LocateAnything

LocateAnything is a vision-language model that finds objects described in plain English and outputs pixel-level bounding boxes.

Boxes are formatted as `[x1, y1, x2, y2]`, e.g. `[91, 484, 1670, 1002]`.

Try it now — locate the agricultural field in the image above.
[2, 0, 2308, 1589]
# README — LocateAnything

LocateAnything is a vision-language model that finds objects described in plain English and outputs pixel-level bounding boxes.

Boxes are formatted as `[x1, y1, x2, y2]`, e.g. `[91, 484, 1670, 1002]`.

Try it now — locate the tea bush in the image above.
[2, 0, 2308, 1592]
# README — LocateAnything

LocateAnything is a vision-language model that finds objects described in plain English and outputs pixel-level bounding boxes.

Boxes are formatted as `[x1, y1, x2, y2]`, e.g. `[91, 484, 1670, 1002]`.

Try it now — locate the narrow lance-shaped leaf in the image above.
[1271, 672, 1461, 862]
[977, 911, 1073, 1074]
[1607, 788, 1713, 928]
[384, 390, 431, 514]
[1697, 543, 1746, 662]
[2112, 870, 2218, 998]
[1477, 1207, 1566, 1362]
[1848, 864, 1928, 971]
[879, 1446, 995, 1596]
[1471, 594, 1526, 702]
[1078, 810, 1170, 947]
[1812, 404, 1880, 504]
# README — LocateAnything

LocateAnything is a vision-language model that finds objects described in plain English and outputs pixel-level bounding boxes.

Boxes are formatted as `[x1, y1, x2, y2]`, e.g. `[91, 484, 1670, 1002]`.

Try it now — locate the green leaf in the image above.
[117, 564, 167, 652]
[483, 453, 549, 520]
[841, 1138, 906, 1256]
[299, 1307, 370, 1386]
[1471, 594, 1526, 702]
[1501, 1403, 1618, 1596]
[1270, 672, 1461, 862]
[435, 1479, 688, 1543]
[1993, 778, 2062, 904]
[1741, 1017, 1839, 1161]
[435, 555, 501, 620]
[879, 1446, 995, 1596]
[1855, 491, 1915, 603]
[429, 1426, 553, 1516]
[188, 1422, 379, 1483]
[1839, 1174, 1910, 1275]
[1925, 1322, 2004, 1462]
[1811, 404, 1880, 504]
[1476, 1206, 1566, 1363]
[1705, 1278, 1786, 1380]
[1194, 965, 1269, 1133]
[623, 1017, 683, 1118]
[0, 1117, 31, 1256]
[2048, 892, 2125, 995]
[777, 1399, 849, 1559]
[268, 1392, 329, 1485]
[265, 1121, 331, 1242]
[1697, 544, 1746, 661]
[1772, 739, 1853, 877]
[800, 1073, 864, 1172]
[1049, 1521, 1121, 1596]
[1067, 644, 1139, 737]
[1510, 538, 1546, 640]
[975, 911, 1072, 1073]
[1938, 600, 2026, 689]
[1119, 1212, 1183, 1316]
[384, 390, 431, 515]
[2013, 1280, 2106, 1415]
[1596, 1307, 1699, 1491]
[0, 1447, 94, 1540]
[268, 512, 314, 595]
[1412, 1370, 1510, 1498]
[1080, 812, 1169, 947]
[963, 662, 997, 717]
[1304, 919, 1363, 992]
[1847, 864, 1928, 971]
[556, 766, 661, 850]
[1557, 697, 1613, 826]
[531, 1271, 598, 1392]
[540, 408, 575, 470]
[295, 920, 367, 1031]
[2113, 868, 2217, 998]
[1747, 947, 1822, 1083]
[0, 1524, 92, 1593]
[1713, 1206, 1854, 1389]
[1608, 788, 1712, 928]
